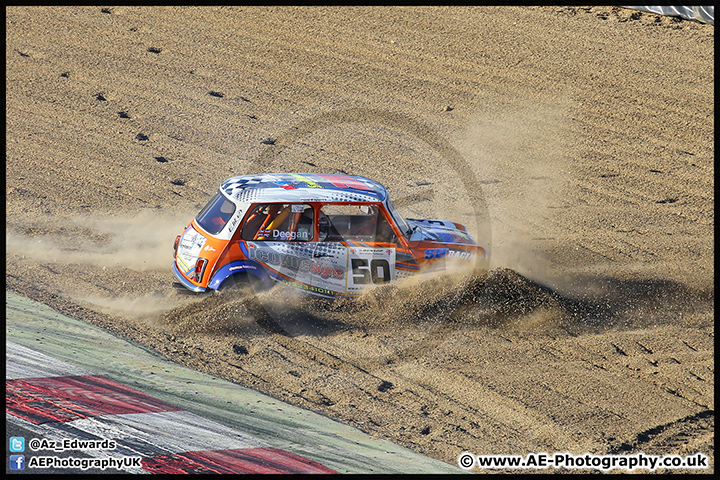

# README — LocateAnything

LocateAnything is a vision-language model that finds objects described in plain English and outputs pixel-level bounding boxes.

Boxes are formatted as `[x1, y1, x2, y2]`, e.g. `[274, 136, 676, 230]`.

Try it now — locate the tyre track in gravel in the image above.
[221, 315, 595, 457]
[539, 335, 714, 411]
[153, 278, 594, 454]
[608, 409, 714, 461]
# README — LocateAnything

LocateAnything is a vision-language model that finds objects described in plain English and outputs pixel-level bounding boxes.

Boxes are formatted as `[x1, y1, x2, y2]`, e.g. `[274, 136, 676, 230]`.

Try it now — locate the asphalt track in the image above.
[5, 290, 461, 474]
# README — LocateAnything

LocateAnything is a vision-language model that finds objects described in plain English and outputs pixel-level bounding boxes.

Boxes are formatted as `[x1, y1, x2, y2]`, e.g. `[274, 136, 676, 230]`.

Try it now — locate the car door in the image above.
[313, 203, 396, 295]
[238, 202, 319, 290]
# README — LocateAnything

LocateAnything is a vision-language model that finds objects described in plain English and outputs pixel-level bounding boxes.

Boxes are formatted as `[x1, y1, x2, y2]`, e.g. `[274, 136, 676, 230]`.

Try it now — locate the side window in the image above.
[241, 203, 314, 242]
[195, 192, 236, 235]
[374, 209, 398, 244]
[318, 204, 397, 243]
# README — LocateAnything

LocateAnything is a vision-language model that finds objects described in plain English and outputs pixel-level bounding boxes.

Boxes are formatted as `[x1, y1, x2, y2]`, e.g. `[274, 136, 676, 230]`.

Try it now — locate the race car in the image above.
[172, 173, 487, 298]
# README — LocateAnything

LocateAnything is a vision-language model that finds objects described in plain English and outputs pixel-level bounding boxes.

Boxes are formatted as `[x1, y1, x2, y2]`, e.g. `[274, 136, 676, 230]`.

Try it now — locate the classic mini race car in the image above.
[172, 173, 487, 298]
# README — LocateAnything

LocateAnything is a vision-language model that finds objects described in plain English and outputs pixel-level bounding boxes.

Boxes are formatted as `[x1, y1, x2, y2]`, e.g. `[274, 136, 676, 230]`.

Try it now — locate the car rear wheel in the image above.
[219, 273, 266, 294]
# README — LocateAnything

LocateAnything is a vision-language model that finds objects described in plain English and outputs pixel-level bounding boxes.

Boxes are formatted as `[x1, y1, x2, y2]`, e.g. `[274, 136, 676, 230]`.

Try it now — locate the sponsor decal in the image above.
[310, 264, 343, 279]
[176, 227, 206, 275]
[229, 265, 254, 272]
[424, 248, 474, 261]
[228, 215, 240, 231]
[246, 244, 313, 272]
[276, 179, 298, 190]
[424, 248, 448, 259]
[448, 249, 475, 261]
[316, 173, 373, 191]
[279, 279, 337, 297]
[290, 174, 323, 189]
[246, 245, 341, 277]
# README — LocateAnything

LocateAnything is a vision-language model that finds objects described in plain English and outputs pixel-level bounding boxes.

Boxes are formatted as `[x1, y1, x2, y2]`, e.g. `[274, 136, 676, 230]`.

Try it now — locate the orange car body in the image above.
[173, 173, 486, 297]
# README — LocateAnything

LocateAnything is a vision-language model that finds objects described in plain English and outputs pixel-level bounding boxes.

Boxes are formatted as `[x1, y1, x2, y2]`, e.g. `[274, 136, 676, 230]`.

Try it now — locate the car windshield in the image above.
[195, 191, 236, 235]
[385, 197, 410, 237]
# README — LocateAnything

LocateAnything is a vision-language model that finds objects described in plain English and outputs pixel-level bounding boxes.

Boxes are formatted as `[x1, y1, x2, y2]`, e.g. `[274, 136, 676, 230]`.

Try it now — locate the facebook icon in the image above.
[9, 454, 25, 470]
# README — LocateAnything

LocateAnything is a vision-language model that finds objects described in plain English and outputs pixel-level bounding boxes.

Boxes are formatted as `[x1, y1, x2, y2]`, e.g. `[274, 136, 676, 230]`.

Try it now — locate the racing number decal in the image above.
[346, 247, 395, 292]
[350, 258, 391, 284]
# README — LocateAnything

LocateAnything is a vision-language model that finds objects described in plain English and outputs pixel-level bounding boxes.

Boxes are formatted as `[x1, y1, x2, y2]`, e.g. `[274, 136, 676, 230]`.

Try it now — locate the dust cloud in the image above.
[6, 208, 199, 319]
[6, 209, 192, 272]
[76, 291, 182, 320]
[459, 98, 572, 285]
[454, 99, 713, 332]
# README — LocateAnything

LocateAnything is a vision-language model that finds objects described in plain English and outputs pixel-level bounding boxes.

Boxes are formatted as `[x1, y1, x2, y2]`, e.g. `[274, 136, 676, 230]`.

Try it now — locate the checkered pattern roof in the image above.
[220, 173, 387, 203]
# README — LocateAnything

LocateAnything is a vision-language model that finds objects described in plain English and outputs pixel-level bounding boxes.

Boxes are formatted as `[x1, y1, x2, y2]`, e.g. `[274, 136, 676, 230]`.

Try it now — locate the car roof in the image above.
[220, 173, 388, 203]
